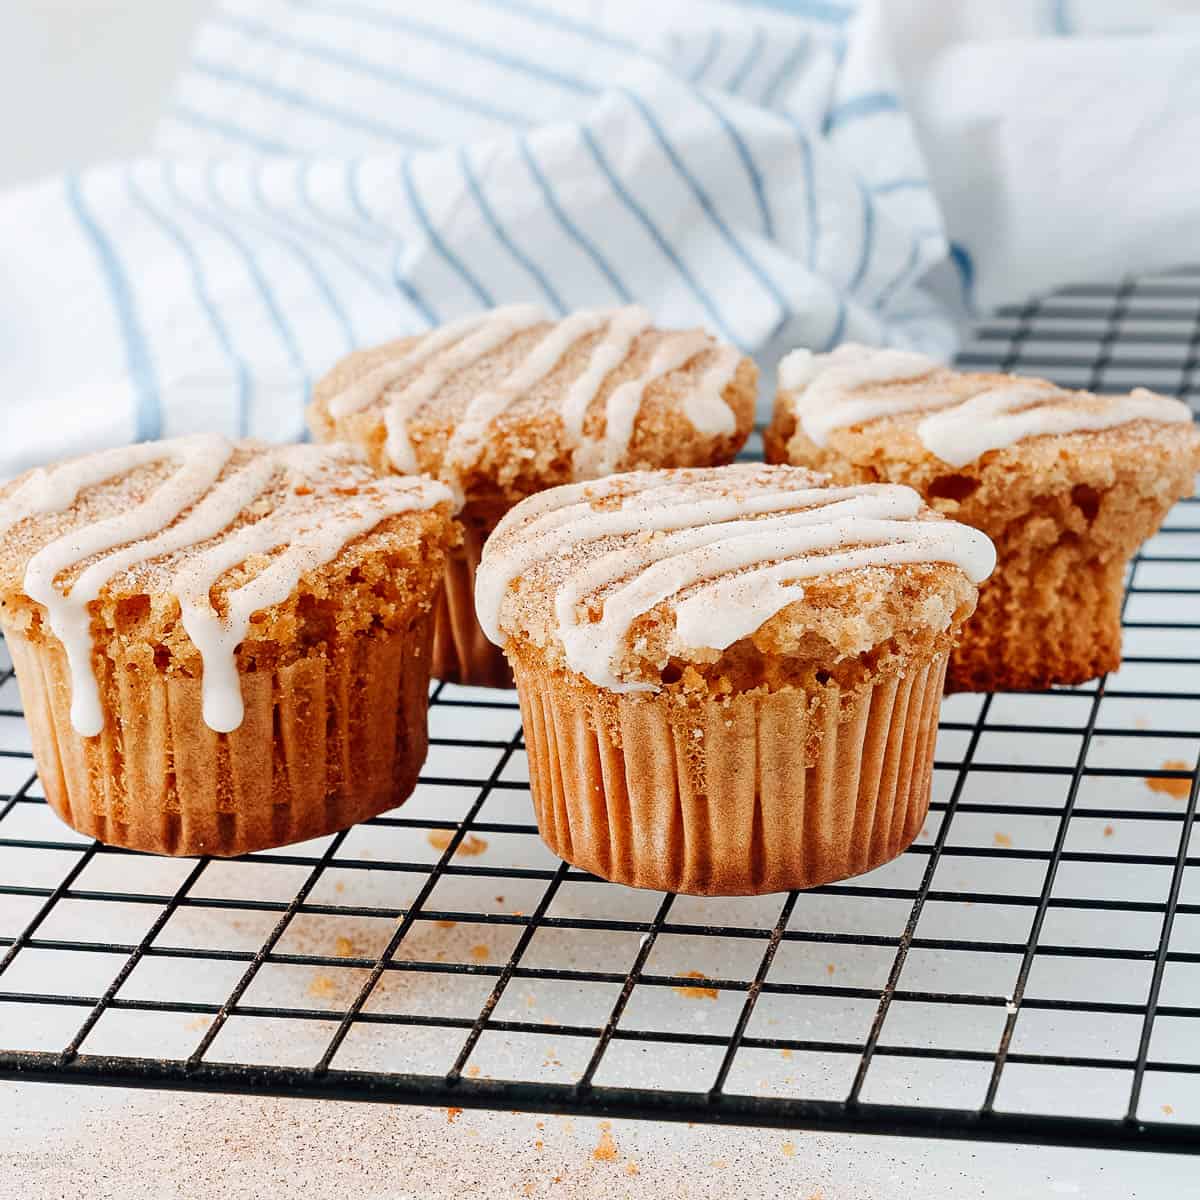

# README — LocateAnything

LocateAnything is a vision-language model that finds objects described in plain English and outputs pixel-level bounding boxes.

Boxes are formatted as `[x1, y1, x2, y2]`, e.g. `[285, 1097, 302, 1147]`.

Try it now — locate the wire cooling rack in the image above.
[0, 270, 1197, 1154]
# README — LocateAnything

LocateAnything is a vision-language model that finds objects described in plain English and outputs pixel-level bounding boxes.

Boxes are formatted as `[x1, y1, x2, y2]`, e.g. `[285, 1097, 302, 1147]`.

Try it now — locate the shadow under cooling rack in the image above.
[0, 269, 1198, 1153]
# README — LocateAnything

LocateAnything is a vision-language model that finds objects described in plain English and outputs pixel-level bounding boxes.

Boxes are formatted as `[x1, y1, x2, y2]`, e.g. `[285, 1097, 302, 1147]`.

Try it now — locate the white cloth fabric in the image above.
[1, 0, 1197, 479]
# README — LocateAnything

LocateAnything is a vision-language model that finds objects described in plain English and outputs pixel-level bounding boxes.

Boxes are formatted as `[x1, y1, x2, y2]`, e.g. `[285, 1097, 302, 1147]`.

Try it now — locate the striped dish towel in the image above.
[1, 0, 1196, 478]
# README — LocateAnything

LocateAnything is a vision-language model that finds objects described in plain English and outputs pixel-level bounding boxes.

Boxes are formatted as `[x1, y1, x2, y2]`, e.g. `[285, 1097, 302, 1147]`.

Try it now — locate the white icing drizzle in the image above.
[475, 467, 996, 691]
[0, 441, 183, 539]
[174, 492, 439, 733]
[23, 434, 235, 735]
[326, 310, 495, 419]
[11, 437, 452, 736]
[383, 303, 547, 473]
[444, 308, 612, 474]
[779, 344, 942, 445]
[781, 345, 1193, 464]
[322, 305, 740, 489]
[559, 306, 653, 444]
[590, 331, 714, 477]
[683, 347, 744, 436]
[916, 384, 1194, 468]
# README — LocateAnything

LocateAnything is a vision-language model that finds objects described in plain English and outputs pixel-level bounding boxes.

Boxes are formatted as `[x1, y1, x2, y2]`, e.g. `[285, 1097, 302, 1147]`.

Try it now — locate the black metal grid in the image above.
[0, 269, 1198, 1153]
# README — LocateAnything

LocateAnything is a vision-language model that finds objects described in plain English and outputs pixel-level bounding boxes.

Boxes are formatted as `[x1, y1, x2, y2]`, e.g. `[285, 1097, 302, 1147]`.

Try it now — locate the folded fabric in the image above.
[1, 0, 1196, 479]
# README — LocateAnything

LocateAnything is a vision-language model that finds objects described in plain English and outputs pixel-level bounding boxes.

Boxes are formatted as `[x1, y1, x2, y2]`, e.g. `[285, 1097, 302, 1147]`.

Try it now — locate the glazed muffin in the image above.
[474, 464, 994, 895]
[308, 305, 757, 688]
[766, 345, 1200, 692]
[0, 435, 457, 856]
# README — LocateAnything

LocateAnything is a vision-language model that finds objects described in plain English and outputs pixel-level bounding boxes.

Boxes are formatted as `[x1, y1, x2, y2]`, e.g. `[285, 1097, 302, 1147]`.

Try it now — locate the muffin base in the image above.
[512, 651, 948, 895]
[4, 617, 434, 857]
[948, 553, 1124, 693]
[431, 502, 513, 689]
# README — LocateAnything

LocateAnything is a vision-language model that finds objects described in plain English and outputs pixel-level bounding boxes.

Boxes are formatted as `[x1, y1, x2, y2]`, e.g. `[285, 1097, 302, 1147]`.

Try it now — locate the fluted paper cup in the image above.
[511, 649, 948, 895]
[4, 614, 434, 857]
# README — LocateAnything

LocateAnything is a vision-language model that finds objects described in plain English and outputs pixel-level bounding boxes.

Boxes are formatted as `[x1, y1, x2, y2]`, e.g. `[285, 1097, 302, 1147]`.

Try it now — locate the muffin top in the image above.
[768, 345, 1200, 539]
[308, 305, 757, 508]
[0, 435, 456, 734]
[476, 464, 994, 692]
[771, 343, 1198, 471]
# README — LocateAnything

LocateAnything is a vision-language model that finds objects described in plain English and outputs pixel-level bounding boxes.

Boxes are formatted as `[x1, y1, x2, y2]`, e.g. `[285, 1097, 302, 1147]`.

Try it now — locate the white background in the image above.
[0, 4, 1195, 1197]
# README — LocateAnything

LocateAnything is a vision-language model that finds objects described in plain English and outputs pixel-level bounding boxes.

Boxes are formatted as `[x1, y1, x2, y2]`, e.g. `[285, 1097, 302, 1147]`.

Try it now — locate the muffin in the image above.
[0, 434, 457, 856]
[308, 304, 757, 688]
[474, 464, 994, 895]
[766, 345, 1200, 691]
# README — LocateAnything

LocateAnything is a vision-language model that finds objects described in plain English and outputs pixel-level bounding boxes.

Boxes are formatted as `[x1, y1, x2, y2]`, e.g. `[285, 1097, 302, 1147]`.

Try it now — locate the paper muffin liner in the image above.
[3, 615, 434, 857]
[511, 650, 949, 895]
[431, 502, 514, 689]
[947, 553, 1125, 693]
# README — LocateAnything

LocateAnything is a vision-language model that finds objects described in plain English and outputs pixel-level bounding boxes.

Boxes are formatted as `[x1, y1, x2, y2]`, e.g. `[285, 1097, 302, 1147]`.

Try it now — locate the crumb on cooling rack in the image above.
[426, 829, 490, 856]
[308, 974, 337, 998]
[994, 832, 1013, 848]
[446, 1107, 463, 1123]
[1146, 761, 1193, 799]
[1104, 824, 1115, 838]
[673, 971, 719, 1001]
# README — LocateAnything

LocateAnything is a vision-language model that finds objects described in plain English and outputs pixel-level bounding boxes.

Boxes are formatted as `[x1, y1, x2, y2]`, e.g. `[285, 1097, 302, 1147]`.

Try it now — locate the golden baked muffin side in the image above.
[475, 464, 995, 895]
[767, 345, 1200, 691]
[308, 305, 757, 687]
[0, 436, 457, 856]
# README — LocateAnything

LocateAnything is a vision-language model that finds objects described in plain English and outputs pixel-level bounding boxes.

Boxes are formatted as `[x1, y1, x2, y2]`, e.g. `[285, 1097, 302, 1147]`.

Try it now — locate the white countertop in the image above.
[1, 5, 1193, 1196]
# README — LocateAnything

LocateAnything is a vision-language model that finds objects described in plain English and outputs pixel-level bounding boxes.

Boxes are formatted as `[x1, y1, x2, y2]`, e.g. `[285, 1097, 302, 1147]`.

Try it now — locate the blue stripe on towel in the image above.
[689, 29, 723, 84]
[949, 240, 977, 314]
[128, 168, 253, 434]
[824, 90, 901, 133]
[619, 88, 791, 333]
[292, 0, 600, 95]
[467, 0, 637, 52]
[165, 163, 309, 398]
[727, 27, 765, 95]
[798, 132, 820, 269]
[760, 35, 810, 108]
[871, 176, 931, 196]
[457, 146, 566, 314]
[578, 126, 740, 347]
[168, 103, 302, 154]
[688, 88, 774, 240]
[299, 160, 388, 246]
[65, 174, 161, 440]
[401, 156, 495, 308]
[737, 0, 852, 22]
[212, 11, 533, 127]
[189, 56, 437, 147]
[824, 296, 848, 350]
[340, 160, 440, 325]
[874, 239, 921, 311]
[847, 180, 875, 293]
[517, 135, 632, 304]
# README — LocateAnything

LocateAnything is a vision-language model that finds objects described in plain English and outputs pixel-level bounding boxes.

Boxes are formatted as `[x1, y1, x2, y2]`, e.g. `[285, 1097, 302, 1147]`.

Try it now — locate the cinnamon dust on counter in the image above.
[591, 1123, 618, 1162]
